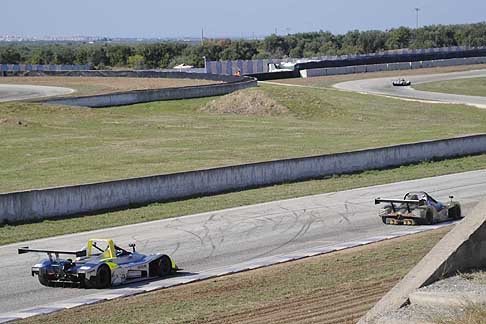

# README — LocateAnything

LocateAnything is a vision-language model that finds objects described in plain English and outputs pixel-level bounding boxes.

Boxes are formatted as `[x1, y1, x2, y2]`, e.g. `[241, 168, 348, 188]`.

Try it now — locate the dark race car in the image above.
[392, 78, 411, 86]
[18, 239, 179, 288]
[375, 191, 462, 225]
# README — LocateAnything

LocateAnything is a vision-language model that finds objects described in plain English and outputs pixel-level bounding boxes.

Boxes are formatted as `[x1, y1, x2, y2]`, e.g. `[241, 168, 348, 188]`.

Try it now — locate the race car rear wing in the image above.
[375, 198, 425, 212]
[18, 247, 87, 257]
[375, 198, 422, 205]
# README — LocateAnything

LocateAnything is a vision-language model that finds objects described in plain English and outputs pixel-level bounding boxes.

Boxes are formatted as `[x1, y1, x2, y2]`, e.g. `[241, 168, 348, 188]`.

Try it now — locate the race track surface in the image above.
[334, 69, 486, 108]
[1, 170, 485, 314]
[0, 84, 74, 102]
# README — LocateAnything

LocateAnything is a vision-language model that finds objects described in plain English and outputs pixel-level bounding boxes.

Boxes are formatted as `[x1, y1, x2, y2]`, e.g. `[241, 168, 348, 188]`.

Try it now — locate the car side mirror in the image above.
[129, 243, 136, 252]
[449, 196, 454, 199]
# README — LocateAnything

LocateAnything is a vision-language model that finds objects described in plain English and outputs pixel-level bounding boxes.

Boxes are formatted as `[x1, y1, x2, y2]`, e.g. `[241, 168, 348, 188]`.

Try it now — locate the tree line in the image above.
[1, 22, 486, 69]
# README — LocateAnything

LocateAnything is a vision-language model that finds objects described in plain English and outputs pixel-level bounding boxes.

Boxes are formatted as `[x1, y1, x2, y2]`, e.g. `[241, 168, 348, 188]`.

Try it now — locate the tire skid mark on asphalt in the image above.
[0, 221, 459, 323]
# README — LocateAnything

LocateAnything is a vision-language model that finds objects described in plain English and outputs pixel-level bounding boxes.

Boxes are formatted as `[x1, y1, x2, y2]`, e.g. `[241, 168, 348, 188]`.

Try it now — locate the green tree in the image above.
[386, 27, 412, 49]
[0, 46, 22, 64]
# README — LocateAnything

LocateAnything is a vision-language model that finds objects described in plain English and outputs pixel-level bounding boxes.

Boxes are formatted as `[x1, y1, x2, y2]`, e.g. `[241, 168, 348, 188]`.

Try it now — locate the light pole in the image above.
[414, 8, 420, 29]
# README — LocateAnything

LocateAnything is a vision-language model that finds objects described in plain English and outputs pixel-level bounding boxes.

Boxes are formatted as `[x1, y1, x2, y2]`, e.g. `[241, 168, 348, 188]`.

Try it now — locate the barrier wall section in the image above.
[1, 135, 485, 223]
[20, 71, 258, 107]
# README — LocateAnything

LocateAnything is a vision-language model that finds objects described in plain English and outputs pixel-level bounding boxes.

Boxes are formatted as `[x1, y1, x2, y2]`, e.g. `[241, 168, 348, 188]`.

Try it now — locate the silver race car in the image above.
[18, 239, 179, 288]
[392, 78, 411, 86]
[375, 191, 462, 225]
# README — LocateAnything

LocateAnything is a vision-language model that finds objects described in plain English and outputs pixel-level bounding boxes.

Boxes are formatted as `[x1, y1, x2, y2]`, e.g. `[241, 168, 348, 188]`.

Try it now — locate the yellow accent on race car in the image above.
[171, 257, 176, 270]
[105, 262, 119, 270]
[87, 239, 116, 260]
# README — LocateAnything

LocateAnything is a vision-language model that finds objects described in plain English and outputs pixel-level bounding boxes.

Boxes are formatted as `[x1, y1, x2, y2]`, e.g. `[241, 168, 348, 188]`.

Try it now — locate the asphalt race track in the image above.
[0, 84, 74, 102]
[333, 69, 486, 109]
[1, 170, 485, 315]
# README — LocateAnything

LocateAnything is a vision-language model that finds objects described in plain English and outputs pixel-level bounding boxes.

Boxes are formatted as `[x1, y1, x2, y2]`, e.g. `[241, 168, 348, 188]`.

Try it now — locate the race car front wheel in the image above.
[151, 255, 172, 277]
[86, 265, 111, 289]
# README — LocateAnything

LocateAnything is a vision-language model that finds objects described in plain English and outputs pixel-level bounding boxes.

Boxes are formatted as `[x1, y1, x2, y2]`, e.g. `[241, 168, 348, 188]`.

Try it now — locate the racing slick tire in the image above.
[422, 209, 434, 225]
[151, 255, 172, 277]
[449, 205, 462, 220]
[87, 265, 111, 289]
[38, 269, 50, 287]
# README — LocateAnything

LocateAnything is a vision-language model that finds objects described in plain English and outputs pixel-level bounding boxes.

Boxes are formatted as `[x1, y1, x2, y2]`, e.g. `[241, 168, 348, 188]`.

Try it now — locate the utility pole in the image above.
[414, 8, 420, 29]
[201, 28, 204, 45]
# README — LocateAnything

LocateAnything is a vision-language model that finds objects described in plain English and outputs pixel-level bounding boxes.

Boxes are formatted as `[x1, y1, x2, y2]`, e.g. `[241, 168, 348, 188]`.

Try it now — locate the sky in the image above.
[1, 0, 486, 38]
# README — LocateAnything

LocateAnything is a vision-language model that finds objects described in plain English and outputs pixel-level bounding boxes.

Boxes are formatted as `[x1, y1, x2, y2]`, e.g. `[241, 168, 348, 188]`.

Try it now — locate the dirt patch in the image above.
[0, 118, 28, 127]
[0, 76, 221, 97]
[200, 88, 290, 116]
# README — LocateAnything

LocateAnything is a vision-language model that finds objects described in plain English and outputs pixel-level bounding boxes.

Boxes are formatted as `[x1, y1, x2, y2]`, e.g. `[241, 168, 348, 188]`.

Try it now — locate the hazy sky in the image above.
[1, 0, 485, 38]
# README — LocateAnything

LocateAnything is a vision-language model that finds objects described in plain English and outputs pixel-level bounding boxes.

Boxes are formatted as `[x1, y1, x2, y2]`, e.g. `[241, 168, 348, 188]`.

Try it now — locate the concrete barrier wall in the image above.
[21, 70, 257, 107]
[302, 56, 486, 78]
[43, 77, 257, 108]
[1, 134, 485, 224]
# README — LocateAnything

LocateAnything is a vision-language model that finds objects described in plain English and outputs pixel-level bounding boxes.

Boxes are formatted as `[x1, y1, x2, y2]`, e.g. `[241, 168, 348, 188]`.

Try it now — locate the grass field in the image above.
[2, 71, 486, 193]
[17, 227, 450, 324]
[415, 77, 486, 97]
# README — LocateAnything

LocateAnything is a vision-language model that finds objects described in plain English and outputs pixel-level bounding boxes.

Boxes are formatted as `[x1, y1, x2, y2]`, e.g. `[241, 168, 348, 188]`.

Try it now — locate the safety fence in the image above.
[0, 64, 91, 73]
[301, 56, 486, 78]
[205, 46, 486, 75]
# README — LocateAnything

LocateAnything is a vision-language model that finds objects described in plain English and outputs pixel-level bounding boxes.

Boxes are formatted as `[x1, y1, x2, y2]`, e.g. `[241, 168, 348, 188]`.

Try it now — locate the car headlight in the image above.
[79, 266, 93, 271]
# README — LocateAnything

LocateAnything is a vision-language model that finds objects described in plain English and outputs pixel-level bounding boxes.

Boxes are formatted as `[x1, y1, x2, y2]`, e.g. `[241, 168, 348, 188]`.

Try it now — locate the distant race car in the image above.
[18, 239, 179, 288]
[375, 191, 462, 225]
[392, 78, 411, 86]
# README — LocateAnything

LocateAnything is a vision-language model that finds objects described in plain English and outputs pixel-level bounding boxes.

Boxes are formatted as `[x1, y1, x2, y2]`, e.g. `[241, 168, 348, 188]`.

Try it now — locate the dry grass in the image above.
[415, 77, 486, 97]
[436, 303, 486, 324]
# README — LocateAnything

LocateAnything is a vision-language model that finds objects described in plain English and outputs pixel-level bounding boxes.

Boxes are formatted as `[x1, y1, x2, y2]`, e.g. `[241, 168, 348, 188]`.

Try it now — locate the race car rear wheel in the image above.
[423, 209, 434, 225]
[151, 255, 172, 277]
[449, 205, 462, 220]
[37, 269, 50, 287]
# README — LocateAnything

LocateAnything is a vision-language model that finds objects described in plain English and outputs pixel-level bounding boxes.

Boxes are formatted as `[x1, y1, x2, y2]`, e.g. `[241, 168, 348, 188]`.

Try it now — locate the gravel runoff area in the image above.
[0, 76, 222, 97]
[0, 84, 74, 102]
[386, 270, 486, 323]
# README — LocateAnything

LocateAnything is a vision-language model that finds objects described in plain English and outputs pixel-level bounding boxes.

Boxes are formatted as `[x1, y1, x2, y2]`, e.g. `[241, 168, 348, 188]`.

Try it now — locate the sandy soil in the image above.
[0, 76, 221, 96]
